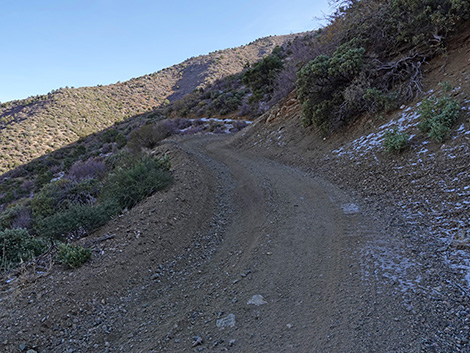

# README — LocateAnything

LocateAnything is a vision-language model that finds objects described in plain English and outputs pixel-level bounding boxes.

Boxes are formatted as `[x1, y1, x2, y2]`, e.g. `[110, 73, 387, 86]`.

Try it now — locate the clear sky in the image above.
[0, 0, 332, 103]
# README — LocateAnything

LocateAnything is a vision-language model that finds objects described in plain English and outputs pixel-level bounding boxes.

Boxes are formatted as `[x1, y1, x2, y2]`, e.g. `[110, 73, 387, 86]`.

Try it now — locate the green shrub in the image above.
[383, 128, 409, 153]
[36, 155, 171, 239]
[35, 170, 53, 191]
[362, 88, 399, 113]
[115, 133, 127, 149]
[0, 204, 23, 231]
[100, 155, 172, 210]
[0, 228, 45, 269]
[104, 149, 135, 169]
[101, 128, 119, 143]
[31, 182, 61, 219]
[294, 0, 469, 134]
[35, 201, 117, 239]
[56, 243, 91, 268]
[296, 42, 366, 132]
[31, 178, 101, 219]
[242, 47, 284, 103]
[418, 87, 460, 142]
[0, 202, 31, 231]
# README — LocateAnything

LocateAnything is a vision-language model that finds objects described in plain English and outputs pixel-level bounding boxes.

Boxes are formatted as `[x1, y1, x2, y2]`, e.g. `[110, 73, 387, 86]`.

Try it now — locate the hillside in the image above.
[0, 34, 294, 174]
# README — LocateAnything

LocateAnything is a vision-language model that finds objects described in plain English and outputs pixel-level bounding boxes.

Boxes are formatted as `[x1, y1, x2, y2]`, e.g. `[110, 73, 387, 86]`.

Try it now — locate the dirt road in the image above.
[1, 135, 423, 352]
[111, 135, 419, 352]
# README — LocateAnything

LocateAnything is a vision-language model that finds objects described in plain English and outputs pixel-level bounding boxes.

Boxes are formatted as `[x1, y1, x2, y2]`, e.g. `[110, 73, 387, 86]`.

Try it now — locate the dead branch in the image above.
[84, 233, 116, 248]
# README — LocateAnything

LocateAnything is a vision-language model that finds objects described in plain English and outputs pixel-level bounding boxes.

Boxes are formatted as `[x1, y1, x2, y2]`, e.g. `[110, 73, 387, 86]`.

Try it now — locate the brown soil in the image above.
[1, 135, 423, 352]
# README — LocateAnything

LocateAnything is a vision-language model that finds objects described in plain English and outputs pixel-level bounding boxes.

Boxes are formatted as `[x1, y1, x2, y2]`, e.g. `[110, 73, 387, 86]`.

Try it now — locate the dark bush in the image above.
[418, 91, 460, 142]
[242, 47, 285, 103]
[115, 133, 127, 149]
[362, 88, 399, 114]
[231, 120, 248, 132]
[173, 118, 192, 130]
[295, 0, 469, 134]
[101, 128, 119, 144]
[296, 42, 366, 132]
[383, 128, 409, 153]
[68, 158, 107, 181]
[35, 201, 117, 239]
[127, 122, 173, 153]
[35, 170, 53, 191]
[0, 203, 32, 231]
[31, 178, 101, 219]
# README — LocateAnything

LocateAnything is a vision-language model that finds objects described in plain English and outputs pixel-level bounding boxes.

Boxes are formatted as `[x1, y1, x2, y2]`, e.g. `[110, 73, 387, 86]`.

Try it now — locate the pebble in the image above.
[216, 314, 236, 328]
[247, 294, 267, 306]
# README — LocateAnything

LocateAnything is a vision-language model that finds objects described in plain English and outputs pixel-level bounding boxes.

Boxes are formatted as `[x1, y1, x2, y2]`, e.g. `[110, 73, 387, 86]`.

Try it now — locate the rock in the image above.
[229, 339, 236, 347]
[240, 269, 251, 277]
[216, 314, 236, 328]
[26, 350, 38, 353]
[192, 335, 203, 347]
[247, 294, 267, 306]
[151, 272, 160, 280]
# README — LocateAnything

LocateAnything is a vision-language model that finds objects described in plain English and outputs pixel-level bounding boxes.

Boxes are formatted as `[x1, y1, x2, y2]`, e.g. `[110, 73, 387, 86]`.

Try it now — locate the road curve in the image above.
[114, 135, 418, 352]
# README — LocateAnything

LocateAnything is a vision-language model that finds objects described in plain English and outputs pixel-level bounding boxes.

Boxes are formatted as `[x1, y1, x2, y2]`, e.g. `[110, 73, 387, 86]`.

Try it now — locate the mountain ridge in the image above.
[0, 33, 296, 174]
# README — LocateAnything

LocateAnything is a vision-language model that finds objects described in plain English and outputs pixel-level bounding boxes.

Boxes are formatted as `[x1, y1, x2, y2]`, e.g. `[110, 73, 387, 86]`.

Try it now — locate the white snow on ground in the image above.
[178, 118, 252, 135]
[261, 129, 287, 147]
[332, 108, 421, 159]
[360, 239, 422, 311]
[341, 203, 360, 214]
[330, 95, 470, 290]
[332, 99, 470, 159]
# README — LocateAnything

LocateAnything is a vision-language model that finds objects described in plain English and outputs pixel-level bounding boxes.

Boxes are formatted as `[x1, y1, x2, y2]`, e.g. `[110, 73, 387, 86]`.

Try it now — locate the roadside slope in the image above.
[227, 28, 470, 350]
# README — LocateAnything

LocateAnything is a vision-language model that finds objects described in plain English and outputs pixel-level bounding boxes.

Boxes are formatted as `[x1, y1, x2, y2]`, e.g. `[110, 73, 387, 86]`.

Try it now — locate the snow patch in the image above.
[341, 203, 360, 214]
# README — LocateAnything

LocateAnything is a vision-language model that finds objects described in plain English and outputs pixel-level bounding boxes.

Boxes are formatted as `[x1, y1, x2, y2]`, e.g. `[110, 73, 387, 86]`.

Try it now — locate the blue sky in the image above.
[0, 0, 332, 103]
